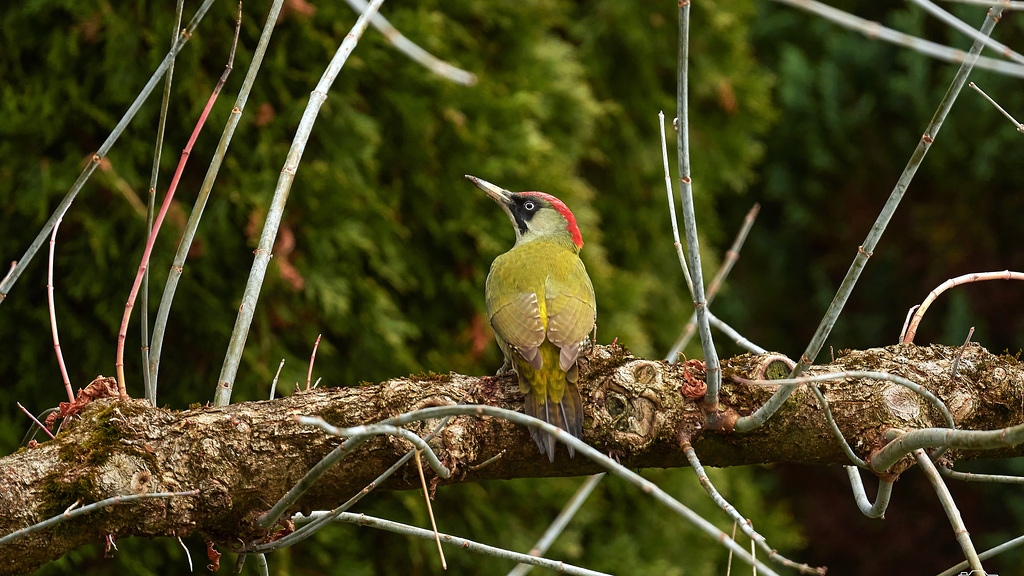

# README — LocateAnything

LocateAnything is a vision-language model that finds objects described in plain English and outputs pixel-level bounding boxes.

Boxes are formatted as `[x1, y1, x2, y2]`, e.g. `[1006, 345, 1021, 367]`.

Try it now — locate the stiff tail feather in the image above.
[523, 385, 583, 462]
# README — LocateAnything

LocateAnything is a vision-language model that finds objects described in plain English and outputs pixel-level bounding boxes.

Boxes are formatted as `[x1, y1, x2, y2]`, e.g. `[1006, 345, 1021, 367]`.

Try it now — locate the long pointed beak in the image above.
[465, 175, 514, 206]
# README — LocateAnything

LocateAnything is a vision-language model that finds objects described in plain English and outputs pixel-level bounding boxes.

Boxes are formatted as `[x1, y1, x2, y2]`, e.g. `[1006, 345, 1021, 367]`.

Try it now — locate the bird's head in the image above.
[466, 175, 583, 250]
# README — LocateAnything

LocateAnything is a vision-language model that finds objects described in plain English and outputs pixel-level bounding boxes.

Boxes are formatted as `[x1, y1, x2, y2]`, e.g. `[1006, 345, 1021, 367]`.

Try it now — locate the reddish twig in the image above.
[901, 270, 1024, 344]
[115, 6, 243, 398]
[306, 334, 321, 391]
[16, 402, 56, 440]
[47, 210, 75, 403]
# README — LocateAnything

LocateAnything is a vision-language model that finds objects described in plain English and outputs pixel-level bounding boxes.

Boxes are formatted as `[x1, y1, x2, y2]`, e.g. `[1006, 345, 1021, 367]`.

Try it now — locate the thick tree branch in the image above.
[2, 343, 1022, 574]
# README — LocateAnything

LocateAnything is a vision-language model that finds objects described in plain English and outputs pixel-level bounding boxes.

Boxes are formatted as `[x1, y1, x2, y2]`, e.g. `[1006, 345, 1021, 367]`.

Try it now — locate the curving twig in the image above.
[342, 0, 476, 86]
[901, 270, 1023, 343]
[845, 466, 894, 518]
[683, 441, 826, 575]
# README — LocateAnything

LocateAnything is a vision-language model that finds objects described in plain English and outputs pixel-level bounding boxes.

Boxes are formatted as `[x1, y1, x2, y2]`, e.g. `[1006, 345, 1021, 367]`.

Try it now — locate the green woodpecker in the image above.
[467, 175, 596, 462]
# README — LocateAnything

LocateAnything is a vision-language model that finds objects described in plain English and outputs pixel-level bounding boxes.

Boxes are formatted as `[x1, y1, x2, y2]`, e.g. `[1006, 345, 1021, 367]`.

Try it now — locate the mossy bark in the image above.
[2, 343, 1022, 574]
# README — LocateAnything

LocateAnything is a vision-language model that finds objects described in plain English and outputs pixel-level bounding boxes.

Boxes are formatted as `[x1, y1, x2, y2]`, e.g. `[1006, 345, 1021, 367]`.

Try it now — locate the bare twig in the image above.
[845, 466, 893, 518]
[675, 2, 721, 411]
[902, 270, 1023, 343]
[141, 0, 185, 403]
[341, 0, 476, 86]
[683, 441, 827, 575]
[415, 449, 447, 569]
[116, 5, 242, 399]
[736, 5, 1004, 432]
[148, 0, 288, 400]
[914, 449, 983, 571]
[969, 82, 1024, 132]
[0, 0, 218, 305]
[667, 204, 760, 361]
[305, 334, 321, 391]
[214, 0, 386, 407]
[507, 474, 605, 576]
[46, 208, 74, 403]
[16, 403, 55, 440]
[0, 490, 199, 546]
[771, 0, 1024, 77]
[270, 358, 285, 400]
[295, 511, 610, 576]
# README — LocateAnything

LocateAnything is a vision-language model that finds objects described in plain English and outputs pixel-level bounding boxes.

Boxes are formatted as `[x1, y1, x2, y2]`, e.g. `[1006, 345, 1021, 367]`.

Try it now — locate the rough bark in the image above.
[1, 342, 1023, 575]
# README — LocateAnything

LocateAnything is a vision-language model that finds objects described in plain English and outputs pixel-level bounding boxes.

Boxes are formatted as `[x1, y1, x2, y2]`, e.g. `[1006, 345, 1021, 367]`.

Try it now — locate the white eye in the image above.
[523, 201, 536, 211]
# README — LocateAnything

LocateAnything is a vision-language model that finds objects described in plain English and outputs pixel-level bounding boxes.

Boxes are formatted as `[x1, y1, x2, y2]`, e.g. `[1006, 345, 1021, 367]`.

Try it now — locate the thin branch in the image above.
[707, 311, 767, 354]
[507, 474, 605, 576]
[415, 449, 447, 569]
[845, 466, 893, 518]
[293, 416, 451, 478]
[296, 512, 610, 576]
[736, 5, 1004, 432]
[0, 490, 199, 546]
[872, 420, 1024, 473]
[148, 0, 287, 400]
[910, 0, 1024, 64]
[16, 403, 55, 440]
[770, 0, 1024, 77]
[675, 2, 722, 411]
[116, 6, 242, 399]
[969, 82, 1024, 132]
[341, 0, 476, 85]
[683, 442, 827, 575]
[142, 0, 185, 403]
[214, 0, 386, 406]
[914, 449, 983, 571]
[270, 358, 285, 400]
[667, 204, 760, 361]
[939, 0, 1024, 7]
[735, 370, 956, 432]
[0, 0, 218, 305]
[257, 389, 466, 531]
[46, 208, 74, 403]
[659, 111, 694, 297]
[305, 333, 321, 391]
[939, 467, 1024, 484]
[809, 385, 866, 468]
[937, 533, 1024, 576]
[902, 270, 1022, 343]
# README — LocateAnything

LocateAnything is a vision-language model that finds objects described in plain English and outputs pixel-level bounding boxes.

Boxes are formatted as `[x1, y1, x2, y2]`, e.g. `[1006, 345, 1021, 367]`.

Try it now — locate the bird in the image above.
[466, 175, 596, 462]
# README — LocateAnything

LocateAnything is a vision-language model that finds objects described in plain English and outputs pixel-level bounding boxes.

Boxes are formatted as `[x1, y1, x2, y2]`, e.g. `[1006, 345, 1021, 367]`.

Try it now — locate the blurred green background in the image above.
[2, 0, 1024, 574]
